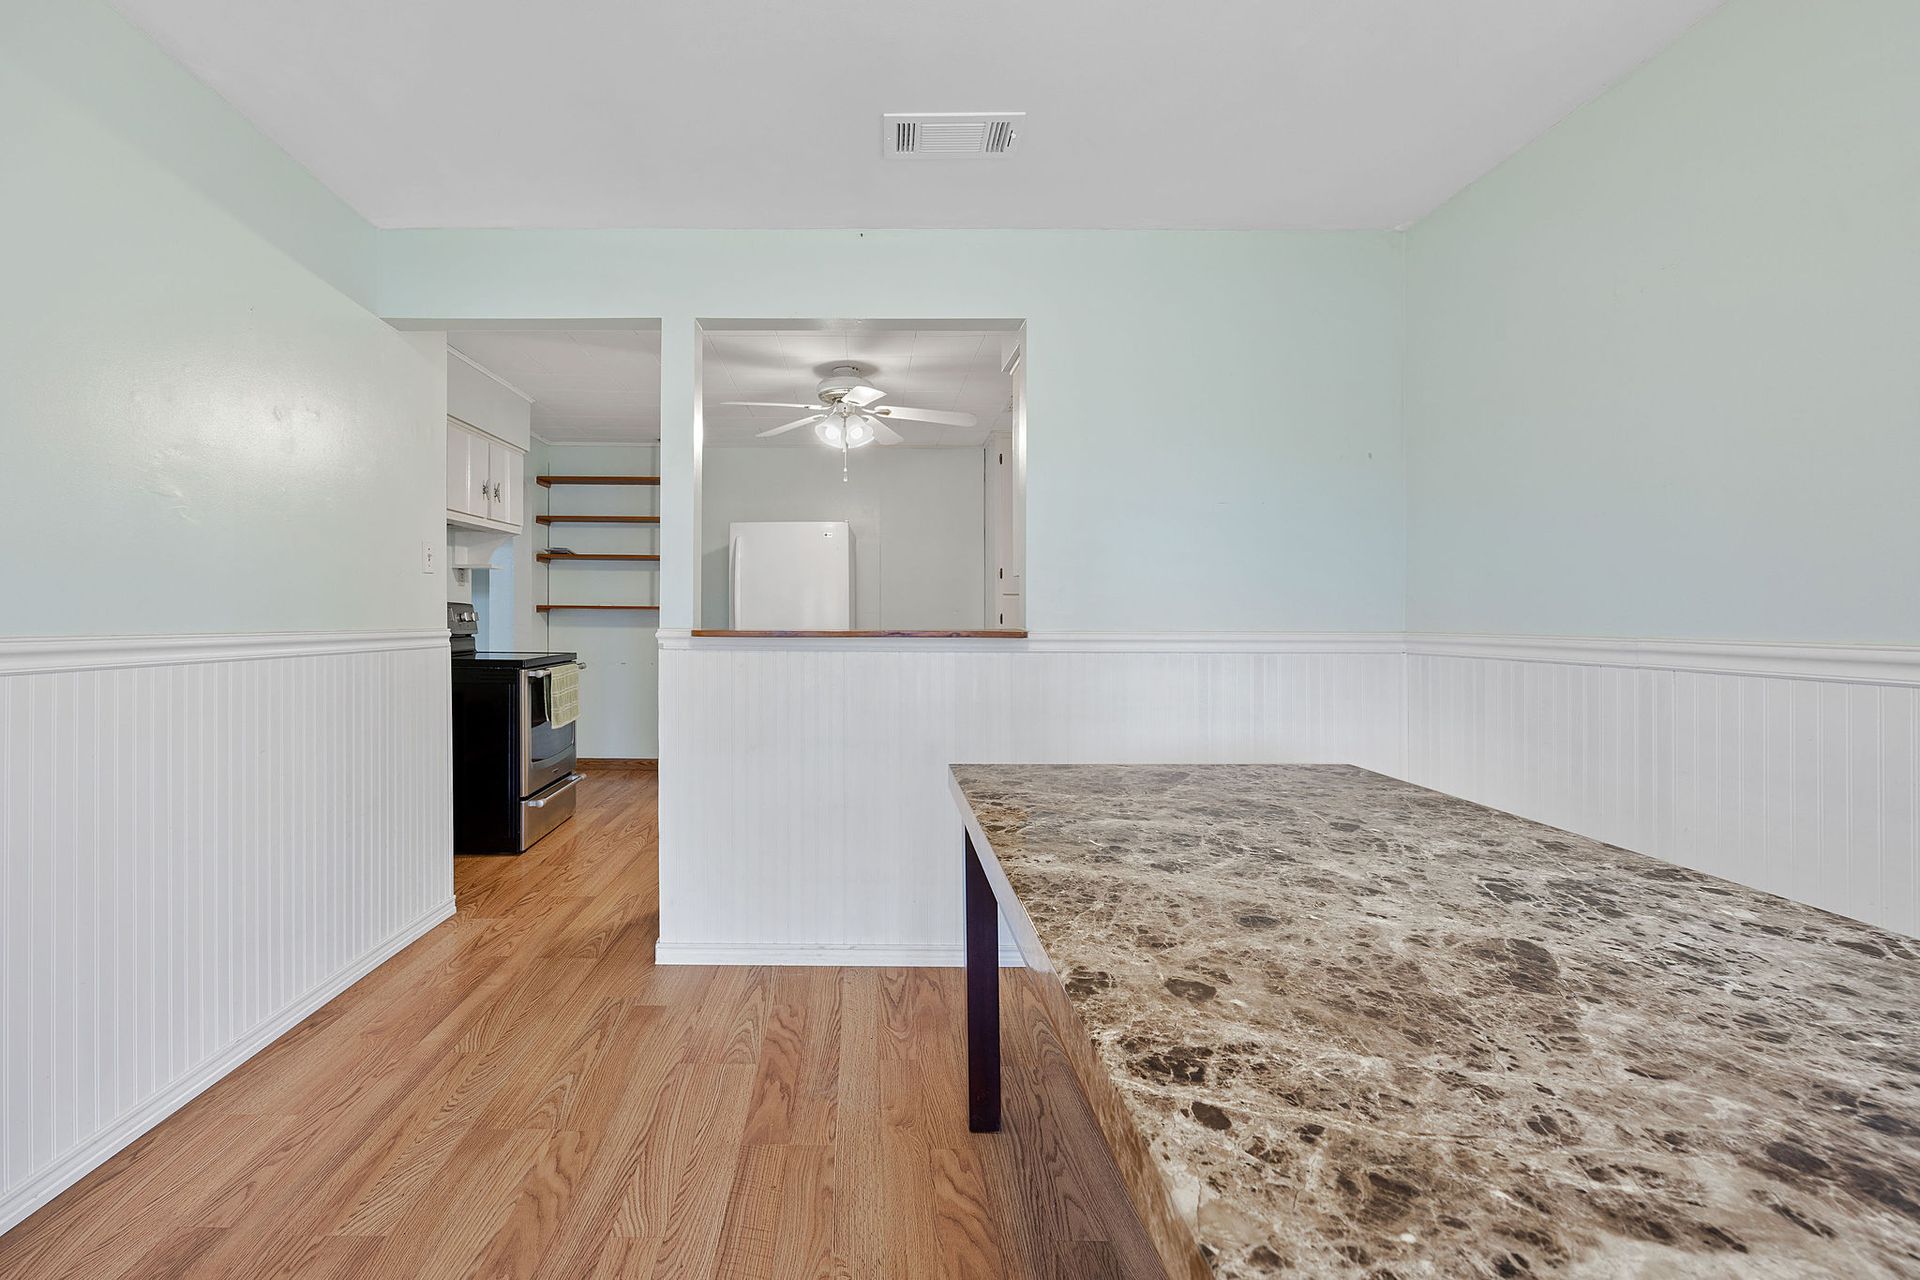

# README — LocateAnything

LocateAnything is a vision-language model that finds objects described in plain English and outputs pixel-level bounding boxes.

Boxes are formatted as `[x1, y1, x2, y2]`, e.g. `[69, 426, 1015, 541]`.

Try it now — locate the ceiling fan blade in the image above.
[842, 384, 886, 408]
[721, 401, 825, 411]
[872, 405, 978, 427]
[756, 413, 825, 438]
[860, 414, 904, 446]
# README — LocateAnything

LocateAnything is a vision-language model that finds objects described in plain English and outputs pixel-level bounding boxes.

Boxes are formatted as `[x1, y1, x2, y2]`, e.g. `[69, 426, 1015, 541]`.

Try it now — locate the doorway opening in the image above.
[695, 318, 1027, 635]
[394, 318, 666, 765]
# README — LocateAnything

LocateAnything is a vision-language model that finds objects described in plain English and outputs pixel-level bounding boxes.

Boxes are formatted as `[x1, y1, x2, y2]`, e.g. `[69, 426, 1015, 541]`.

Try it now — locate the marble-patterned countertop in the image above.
[951, 763, 1920, 1279]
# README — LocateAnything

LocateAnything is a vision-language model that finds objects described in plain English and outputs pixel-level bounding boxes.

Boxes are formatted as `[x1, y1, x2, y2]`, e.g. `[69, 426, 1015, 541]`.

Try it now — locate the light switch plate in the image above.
[422, 541, 437, 574]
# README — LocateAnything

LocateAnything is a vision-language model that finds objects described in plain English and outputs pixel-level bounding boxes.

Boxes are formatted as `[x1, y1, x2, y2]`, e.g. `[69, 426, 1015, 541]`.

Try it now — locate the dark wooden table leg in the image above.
[965, 830, 1001, 1133]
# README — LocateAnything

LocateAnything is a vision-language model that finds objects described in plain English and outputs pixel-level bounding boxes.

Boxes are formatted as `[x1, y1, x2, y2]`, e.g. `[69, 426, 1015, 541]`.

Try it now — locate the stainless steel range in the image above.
[448, 603, 582, 853]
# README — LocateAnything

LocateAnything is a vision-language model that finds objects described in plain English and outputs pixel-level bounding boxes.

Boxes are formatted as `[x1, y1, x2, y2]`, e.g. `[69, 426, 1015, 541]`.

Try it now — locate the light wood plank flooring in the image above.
[0, 769, 1162, 1278]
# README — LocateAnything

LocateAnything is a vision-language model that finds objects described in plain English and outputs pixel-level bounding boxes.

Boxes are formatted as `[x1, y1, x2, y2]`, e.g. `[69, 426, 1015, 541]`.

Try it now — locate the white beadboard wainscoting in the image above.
[657, 630, 1920, 965]
[1406, 636, 1920, 938]
[0, 630, 454, 1234]
[655, 632, 1408, 966]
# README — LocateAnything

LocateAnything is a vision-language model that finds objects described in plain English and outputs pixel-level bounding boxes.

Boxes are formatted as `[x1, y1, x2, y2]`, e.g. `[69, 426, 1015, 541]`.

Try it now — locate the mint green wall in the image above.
[377, 230, 1409, 633]
[1, 0, 377, 307]
[1, 0, 445, 637]
[1404, 0, 1920, 643]
[18, 0, 1911, 647]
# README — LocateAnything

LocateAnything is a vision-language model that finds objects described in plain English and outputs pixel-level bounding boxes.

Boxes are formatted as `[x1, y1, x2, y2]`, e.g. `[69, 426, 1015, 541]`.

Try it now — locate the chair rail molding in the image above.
[660, 628, 1408, 655]
[1406, 632, 1920, 687]
[0, 628, 451, 676]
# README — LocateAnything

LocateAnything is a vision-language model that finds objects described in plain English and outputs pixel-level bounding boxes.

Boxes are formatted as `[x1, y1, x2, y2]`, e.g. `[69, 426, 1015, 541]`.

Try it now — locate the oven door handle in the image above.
[525, 773, 583, 808]
[524, 667, 553, 720]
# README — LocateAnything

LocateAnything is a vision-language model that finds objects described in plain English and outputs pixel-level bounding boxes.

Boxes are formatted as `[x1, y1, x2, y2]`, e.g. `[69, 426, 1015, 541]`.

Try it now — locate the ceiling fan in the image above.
[722, 364, 977, 451]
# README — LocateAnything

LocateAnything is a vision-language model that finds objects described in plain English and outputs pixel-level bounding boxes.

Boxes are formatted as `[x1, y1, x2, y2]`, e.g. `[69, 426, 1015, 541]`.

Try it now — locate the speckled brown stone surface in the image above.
[951, 763, 1920, 1280]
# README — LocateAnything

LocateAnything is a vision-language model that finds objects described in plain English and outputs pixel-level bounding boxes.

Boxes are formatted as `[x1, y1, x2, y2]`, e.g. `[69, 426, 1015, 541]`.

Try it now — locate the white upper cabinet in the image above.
[443, 420, 483, 521]
[487, 438, 521, 527]
[444, 419, 467, 514]
[446, 416, 524, 532]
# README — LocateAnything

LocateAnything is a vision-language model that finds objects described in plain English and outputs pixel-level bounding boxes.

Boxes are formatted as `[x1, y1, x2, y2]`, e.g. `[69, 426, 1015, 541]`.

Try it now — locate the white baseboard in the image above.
[654, 941, 1027, 968]
[0, 897, 454, 1236]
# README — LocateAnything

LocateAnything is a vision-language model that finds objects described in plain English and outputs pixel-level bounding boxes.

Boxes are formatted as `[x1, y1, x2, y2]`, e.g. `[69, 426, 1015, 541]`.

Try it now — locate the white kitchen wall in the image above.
[537, 443, 662, 759]
[0, 0, 450, 1232]
[701, 446, 986, 630]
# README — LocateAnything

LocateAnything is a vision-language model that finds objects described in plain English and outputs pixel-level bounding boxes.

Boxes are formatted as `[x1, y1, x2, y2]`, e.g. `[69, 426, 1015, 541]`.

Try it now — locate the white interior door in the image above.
[984, 433, 1020, 625]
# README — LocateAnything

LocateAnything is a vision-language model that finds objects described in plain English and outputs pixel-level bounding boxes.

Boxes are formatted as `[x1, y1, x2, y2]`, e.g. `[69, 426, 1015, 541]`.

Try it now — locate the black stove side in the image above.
[451, 662, 527, 854]
[449, 601, 519, 854]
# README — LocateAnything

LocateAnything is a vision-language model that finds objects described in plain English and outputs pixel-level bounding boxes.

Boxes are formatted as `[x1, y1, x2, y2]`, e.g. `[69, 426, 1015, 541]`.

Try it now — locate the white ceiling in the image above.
[448, 330, 660, 444]
[704, 328, 1013, 450]
[110, 0, 1723, 230]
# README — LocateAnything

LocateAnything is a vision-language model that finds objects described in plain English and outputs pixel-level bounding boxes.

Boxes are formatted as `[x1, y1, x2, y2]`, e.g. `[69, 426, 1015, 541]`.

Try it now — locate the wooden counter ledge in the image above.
[689, 629, 1029, 639]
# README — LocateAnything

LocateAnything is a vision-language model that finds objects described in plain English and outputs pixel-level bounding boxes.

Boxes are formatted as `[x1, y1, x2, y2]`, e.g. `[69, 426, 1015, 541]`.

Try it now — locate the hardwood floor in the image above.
[0, 771, 1162, 1278]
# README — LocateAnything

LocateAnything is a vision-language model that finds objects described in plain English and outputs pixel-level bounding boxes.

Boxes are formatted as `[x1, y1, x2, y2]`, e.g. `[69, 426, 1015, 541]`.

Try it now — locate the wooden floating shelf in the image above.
[536, 515, 660, 525]
[538, 553, 660, 563]
[535, 475, 658, 610]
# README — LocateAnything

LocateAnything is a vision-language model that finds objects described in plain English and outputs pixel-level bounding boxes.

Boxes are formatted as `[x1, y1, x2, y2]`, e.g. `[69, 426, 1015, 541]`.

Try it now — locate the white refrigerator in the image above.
[728, 521, 853, 630]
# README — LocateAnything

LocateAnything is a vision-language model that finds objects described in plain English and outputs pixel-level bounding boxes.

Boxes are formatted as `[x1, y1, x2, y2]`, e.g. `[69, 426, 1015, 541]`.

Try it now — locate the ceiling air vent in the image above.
[883, 113, 1025, 160]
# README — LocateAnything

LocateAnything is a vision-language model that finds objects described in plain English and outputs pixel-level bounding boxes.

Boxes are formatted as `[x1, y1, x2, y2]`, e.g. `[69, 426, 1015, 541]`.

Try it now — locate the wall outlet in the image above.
[421, 541, 437, 574]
